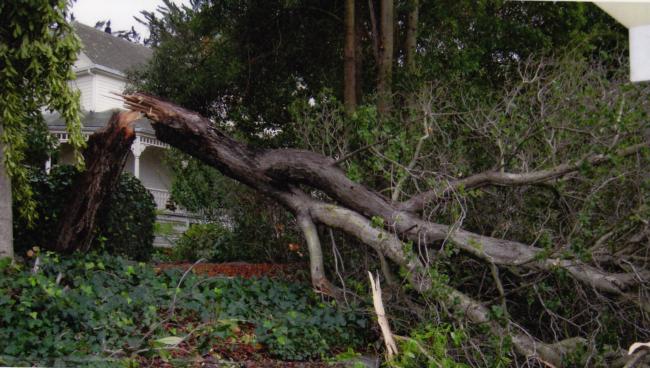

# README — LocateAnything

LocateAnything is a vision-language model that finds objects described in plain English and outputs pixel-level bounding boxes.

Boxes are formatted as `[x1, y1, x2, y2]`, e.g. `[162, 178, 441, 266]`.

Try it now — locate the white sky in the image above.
[71, 0, 191, 38]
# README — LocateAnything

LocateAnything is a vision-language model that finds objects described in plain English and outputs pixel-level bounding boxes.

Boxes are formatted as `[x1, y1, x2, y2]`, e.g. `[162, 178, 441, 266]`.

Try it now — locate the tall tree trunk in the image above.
[405, 0, 418, 72]
[53, 111, 140, 253]
[404, 0, 419, 121]
[354, 0, 364, 104]
[377, 0, 394, 121]
[0, 125, 14, 259]
[344, 0, 357, 115]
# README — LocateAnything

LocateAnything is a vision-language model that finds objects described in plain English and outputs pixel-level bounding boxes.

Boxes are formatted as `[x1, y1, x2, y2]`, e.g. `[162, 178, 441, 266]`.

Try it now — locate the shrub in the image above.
[172, 223, 232, 261]
[174, 221, 294, 263]
[96, 173, 156, 261]
[13, 166, 77, 254]
[165, 150, 301, 263]
[13, 166, 156, 260]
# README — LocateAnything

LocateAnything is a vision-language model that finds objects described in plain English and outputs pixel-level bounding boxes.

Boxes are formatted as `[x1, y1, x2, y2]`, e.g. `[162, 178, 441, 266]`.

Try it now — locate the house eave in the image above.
[74, 64, 127, 79]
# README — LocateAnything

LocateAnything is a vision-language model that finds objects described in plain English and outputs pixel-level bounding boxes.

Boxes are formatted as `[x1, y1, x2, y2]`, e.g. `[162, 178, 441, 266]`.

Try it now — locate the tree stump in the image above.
[53, 111, 141, 253]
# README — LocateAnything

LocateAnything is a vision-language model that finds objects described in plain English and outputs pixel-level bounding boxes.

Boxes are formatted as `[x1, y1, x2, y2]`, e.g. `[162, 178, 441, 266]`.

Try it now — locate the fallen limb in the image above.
[121, 93, 646, 366]
[121, 93, 647, 299]
[297, 212, 341, 297]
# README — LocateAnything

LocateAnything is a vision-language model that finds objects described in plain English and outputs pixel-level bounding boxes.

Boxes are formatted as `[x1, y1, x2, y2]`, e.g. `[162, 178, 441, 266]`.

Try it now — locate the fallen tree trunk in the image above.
[122, 93, 648, 366]
[53, 111, 140, 253]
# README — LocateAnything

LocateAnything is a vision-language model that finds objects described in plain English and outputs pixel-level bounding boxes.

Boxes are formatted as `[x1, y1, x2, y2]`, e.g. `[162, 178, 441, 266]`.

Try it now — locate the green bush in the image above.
[13, 166, 156, 260]
[97, 173, 156, 261]
[165, 150, 301, 263]
[13, 166, 77, 254]
[173, 221, 289, 263]
[172, 223, 232, 261]
[0, 253, 368, 366]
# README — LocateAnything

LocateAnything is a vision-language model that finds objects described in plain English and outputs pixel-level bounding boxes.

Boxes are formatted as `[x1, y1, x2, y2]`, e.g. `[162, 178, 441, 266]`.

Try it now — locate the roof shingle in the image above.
[73, 22, 153, 74]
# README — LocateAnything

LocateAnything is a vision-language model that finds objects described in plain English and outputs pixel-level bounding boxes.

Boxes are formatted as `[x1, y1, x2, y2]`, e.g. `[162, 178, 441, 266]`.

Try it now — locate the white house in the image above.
[45, 22, 191, 246]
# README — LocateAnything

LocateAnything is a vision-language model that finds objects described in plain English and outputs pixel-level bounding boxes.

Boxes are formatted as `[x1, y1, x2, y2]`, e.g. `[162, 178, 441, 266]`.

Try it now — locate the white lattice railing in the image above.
[148, 188, 170, 210]
[139, 136, 170, 149]
[52, 131, 91, 143]
[51, 132, 169, 149]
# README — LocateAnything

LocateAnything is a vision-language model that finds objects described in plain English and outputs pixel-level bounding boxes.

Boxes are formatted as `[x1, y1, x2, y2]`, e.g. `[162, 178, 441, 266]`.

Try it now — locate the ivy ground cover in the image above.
[0, 252, 369, 367]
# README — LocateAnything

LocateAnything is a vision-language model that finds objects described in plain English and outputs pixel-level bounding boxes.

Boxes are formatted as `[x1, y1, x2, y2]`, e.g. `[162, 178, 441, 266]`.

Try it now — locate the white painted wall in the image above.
[95, 74, 126, 111]
[69, 74, 94, 111]
[69, 56, 127, 112]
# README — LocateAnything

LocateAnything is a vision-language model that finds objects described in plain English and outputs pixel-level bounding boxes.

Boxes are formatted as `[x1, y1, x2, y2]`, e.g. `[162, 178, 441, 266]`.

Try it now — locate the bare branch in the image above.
[401, 143, 650, 212]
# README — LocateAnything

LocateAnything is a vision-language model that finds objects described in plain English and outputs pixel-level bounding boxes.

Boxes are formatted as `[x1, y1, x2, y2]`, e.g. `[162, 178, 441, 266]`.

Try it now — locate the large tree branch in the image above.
[448, 288, 586, 367]
[122, 93, 647, 300]
[122, 93, 648, 366]
[401, 143, 650, 212]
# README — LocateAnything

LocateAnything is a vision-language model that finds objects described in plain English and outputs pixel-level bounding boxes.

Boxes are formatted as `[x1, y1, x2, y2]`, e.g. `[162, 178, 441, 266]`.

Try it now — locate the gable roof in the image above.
[73, 22, 153, 74]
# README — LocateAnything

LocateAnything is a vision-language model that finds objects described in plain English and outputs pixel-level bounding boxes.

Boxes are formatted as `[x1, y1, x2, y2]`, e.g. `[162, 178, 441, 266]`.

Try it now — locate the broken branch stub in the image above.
[53, 111, 140, 253]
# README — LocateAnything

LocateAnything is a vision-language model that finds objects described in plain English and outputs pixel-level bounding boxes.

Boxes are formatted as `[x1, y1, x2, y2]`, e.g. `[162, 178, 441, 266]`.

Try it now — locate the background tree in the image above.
[0, 0, 85, 259]
[129, 1, 649, 365]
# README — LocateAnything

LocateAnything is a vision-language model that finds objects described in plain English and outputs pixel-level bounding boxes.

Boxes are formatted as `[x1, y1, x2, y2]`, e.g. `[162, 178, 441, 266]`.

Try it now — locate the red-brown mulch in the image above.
[154, 262, 306, 279]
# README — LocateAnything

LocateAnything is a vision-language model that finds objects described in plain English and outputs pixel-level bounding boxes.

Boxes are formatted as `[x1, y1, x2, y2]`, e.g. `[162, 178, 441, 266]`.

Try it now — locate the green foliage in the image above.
[131, 0, 345, 146]
[164, 150, 301, 262]
[0, 252, 368, 365]
[0, 0, 85, 221]
[164, 149, 226, 219]
[411, 1, 623, 89]
[391, 323, 469, 368]
[13, 166, 156, 260]
[129, 1, 646, 364]
[97, 174, 156, 261]
[13, 166, 77, 252]
[21, 113, 58, 168]
[253, 289, 367, 360]
[172, 223, 233, 262]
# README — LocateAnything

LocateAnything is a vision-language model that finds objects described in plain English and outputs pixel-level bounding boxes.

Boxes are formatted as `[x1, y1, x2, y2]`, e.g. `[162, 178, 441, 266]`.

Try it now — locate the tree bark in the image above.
[297, 213, 341, 297]
[376, 0, 394, 121]
[0, 125, 14, 259]
[52, 111, 140, 253]
[405, 0, 418, 72]
[354, 0, 364, 104]
[344, 0, 357, 115]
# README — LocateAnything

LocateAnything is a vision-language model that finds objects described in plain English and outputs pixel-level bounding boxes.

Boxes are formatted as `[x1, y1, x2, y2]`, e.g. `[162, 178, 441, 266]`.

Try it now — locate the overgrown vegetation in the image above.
[165, 149, 303, 263]
[2, 0, 648, 366]
[13, 166, 156, 260]
[0, 252, 368, 366]
[125, 1, 648, 365]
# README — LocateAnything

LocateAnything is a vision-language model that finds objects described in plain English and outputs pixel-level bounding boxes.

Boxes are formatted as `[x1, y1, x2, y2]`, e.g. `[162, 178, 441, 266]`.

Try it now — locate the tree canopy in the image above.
[0, 0, 85, 258]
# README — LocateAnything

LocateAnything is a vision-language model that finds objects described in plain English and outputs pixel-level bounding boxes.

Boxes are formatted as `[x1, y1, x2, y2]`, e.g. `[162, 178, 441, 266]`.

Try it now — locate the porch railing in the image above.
[147, 187, 193, 216]
[147, 188, 171, 210]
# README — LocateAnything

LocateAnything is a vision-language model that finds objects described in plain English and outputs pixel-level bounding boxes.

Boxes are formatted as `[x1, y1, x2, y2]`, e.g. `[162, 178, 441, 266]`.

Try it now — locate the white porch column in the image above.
[130, 136, 145, 179]
[45, 134, 62, 174]
[45, 156, 52, 174]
